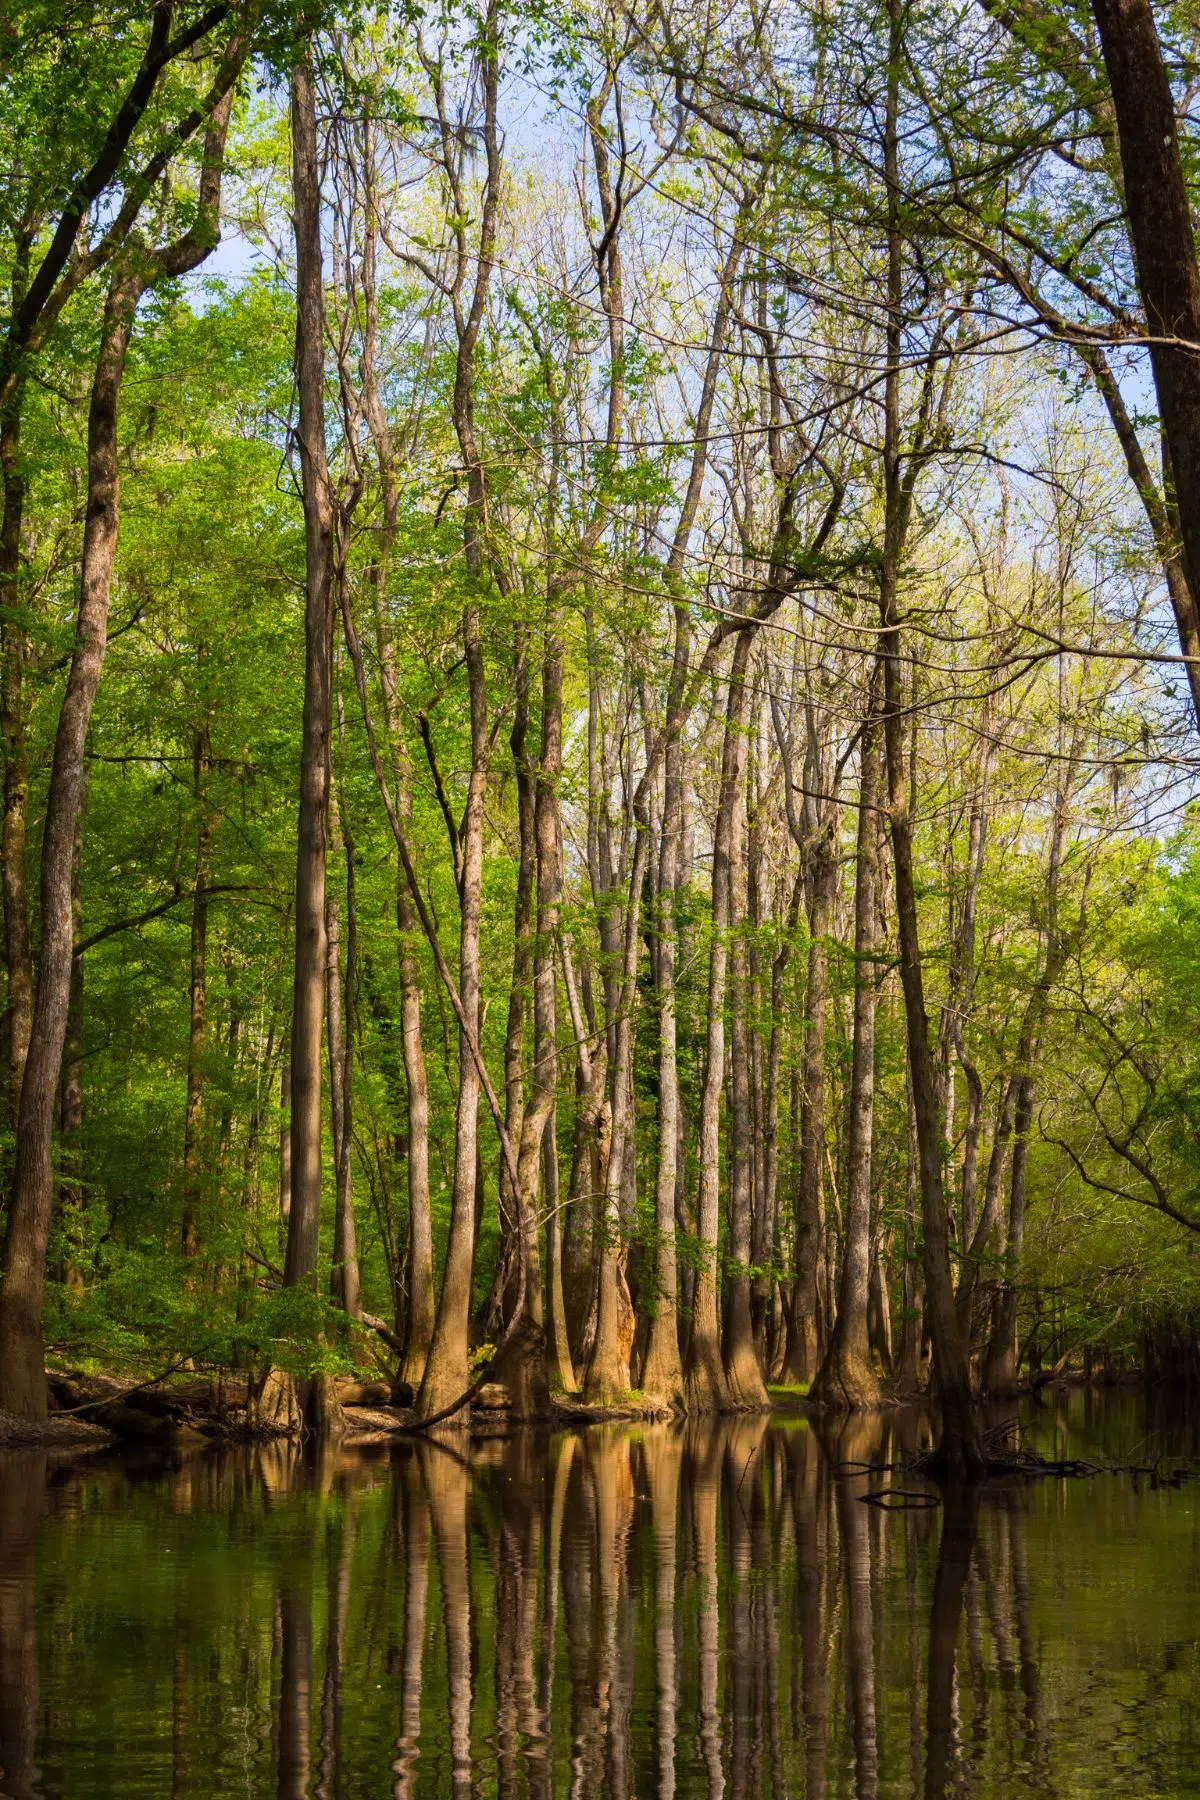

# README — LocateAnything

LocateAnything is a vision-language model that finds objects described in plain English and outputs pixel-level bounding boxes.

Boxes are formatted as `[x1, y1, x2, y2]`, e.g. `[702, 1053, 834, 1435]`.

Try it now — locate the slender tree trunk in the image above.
[327, 781, 359, 1319]
[58, 779, 86, 1293]
[812, 688, 884, 1409]
[983, 1074, 1034, 1397]
[1090, 0, 1200, 708]
[686, 639, 755, 1412]
[0, 263, 145, 1421]
[724, 643, 768, 1407]
[181, 726, 213, 1259]
[784, 830, 836, 1384]
[283, 53, 334, 1295]
[0, 382, 32, 1130]
[877, 0, 981, 1474]
[278, 1046, 291, 1224]
[642, 696, 687, 1407]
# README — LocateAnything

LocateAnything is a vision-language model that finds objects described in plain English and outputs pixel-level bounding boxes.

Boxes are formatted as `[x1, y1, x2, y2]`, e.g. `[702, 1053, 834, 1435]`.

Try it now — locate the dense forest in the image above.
[3, 0, 1200, 1474]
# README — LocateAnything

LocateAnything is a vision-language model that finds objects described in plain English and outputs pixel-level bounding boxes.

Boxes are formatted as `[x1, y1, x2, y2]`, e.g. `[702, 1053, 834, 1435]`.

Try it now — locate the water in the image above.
[0, 1390, 1197, 1798]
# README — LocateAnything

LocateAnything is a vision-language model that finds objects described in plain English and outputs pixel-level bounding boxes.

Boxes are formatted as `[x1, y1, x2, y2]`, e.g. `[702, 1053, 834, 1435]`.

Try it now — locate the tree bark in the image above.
[724, 642, 769, 1408]
[812, 684, 884, 1409]
[0, 380, 33, 1130]
[181, 723, 213, 1259]
[283, 52, 334, 1295]
[1090, 0, 1200, 707]
[877, 0, 981, 1475]
[327, 777, 359, 1319]
[0, 262, 146, 1420]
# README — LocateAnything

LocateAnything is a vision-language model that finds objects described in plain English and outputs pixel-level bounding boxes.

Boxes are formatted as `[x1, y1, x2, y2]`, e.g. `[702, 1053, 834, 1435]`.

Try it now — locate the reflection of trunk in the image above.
[393, 1455, 430, 1796]
[422, 1446, 473, 1799]
[690, 1422, 726, 1798]
[832, 1420, 880, 1800]
[923, 1486, 980, 1800]
[278, 1582, 313, 1800]
[813, 692, 883, 1409]
[789, 1426, 827, 1800]
[0, 1452, 42, 1800]
[644, 1426, 683, 1800]
[726, 1419, 765, 1800]
[316, 1502, 356, 1800]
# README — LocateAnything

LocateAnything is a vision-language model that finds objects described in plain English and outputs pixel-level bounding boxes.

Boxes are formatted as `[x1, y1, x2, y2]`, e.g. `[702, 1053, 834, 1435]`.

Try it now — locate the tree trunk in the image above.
[812, 688, 884, 1409]
[0, 383, 32, 1132]
[877, 0, 981, 1474]
[284, 53, 334, 1296]
[784, 824, 836, 1384]
[641, 699, 686, 1410]
[983, 1074, 1034, 1397]
[0, 263, 145, 1421]
[724, 642, 768, 1408]
[1090, 0, 1200, 707]
[685, 638, 753, 1412]
[327, 779, 359, 1320]
[58, 779, 86, 1293]
[181, 726, 212, 1260]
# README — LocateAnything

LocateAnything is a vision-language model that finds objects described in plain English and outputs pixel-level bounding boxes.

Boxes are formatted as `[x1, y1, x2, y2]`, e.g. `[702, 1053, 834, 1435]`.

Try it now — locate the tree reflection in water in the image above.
[2, 1401, 1197, 1798]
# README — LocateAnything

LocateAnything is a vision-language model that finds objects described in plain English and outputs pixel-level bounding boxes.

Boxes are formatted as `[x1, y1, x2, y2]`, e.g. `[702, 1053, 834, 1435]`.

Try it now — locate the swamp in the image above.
[4, 0, 1200, 1789]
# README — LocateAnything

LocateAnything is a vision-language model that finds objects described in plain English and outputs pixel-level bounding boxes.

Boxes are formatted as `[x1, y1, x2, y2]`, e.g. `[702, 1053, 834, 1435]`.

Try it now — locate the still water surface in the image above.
[0, 1391, 1197, 1798]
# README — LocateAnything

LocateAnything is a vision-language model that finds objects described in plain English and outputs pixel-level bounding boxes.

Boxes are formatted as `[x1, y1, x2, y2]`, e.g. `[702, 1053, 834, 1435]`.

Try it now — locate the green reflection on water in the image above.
[1, 1392, 1198, 1798]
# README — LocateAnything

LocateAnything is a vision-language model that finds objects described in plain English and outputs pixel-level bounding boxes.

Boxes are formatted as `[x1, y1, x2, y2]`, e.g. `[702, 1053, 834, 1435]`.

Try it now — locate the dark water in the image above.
[1, 1392, 1198, 1799]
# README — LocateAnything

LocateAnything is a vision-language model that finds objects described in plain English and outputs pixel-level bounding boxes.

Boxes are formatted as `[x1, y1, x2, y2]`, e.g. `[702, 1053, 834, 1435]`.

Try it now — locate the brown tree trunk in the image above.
[356, 125, 433, 1388]
[1090, 0, 1200, 707]
[983, 1074, 1035, 1397]
[812, 688, 884, 1409]
[877, 0, 981, 1474]
[327, 779, 359, 1320]
[724, 642, 768, 1408]
[58, 778, 86, 1293]
[784, 824, 836, 1384]
[181, 726, 213, 1260]
[0, 262, 146, 1420]
[685, 638, 753, 1413]
[283, 53, 334, 1295]
[0, 382, 32, 1130]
